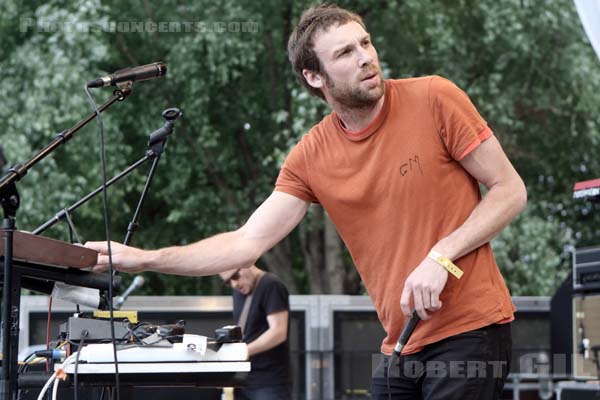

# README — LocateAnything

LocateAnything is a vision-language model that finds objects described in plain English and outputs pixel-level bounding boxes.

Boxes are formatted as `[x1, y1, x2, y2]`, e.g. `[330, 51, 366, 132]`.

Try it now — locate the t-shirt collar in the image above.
[332, 80, 391, 142]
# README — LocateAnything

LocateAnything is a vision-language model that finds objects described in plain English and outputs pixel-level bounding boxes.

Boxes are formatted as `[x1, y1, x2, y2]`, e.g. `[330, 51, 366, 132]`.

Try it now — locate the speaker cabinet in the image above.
[555, 381, 600, 400]
[573, 246, 600, 291]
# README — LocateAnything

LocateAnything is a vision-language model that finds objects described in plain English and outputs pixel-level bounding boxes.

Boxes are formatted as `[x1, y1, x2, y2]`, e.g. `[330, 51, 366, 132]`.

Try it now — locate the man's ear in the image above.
[302, 69, 324, 89]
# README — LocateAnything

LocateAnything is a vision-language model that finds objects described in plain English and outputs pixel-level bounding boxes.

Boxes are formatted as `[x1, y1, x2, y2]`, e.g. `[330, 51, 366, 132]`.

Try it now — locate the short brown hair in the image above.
[287, 4, 366, 99]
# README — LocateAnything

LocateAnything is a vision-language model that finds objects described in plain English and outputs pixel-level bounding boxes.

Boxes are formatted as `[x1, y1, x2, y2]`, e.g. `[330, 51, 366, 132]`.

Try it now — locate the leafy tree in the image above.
[1, 0, 599, 297]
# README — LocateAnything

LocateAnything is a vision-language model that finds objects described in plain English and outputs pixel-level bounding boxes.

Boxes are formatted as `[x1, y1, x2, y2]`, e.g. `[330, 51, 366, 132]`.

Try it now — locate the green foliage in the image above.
[492, 204, 573, 295]
[1, 0, 600, 296]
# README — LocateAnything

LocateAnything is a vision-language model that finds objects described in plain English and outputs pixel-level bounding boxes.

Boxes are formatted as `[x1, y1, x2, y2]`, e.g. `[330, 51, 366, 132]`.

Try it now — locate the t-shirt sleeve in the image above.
[429, 76, 493, 161]
[274, 139, 318, 203]
[263, 279, 290, 316]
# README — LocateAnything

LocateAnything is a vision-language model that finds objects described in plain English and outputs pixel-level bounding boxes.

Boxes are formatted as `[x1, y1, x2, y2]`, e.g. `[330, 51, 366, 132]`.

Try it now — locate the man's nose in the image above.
[357, 46, 373, 68]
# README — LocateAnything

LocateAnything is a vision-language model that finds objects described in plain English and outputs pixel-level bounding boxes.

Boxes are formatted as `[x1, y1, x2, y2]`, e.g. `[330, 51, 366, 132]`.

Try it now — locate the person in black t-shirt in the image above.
[220, 265, 291, 400]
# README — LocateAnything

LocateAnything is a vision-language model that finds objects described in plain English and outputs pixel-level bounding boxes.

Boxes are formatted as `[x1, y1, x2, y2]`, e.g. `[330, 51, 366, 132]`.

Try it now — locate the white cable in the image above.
[37, 354, 77, 400]
[53, 354, 78, 400]
[36, 371, 57, 400]
[52, 375, 60, 400]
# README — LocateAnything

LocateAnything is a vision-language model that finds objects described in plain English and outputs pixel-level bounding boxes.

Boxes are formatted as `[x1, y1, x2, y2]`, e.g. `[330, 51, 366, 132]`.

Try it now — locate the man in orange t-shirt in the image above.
[87, 4, 526, 399]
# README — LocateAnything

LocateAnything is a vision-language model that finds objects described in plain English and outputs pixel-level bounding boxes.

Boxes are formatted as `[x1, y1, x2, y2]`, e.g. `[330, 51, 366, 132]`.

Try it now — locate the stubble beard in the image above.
[325, 71, 385, 109]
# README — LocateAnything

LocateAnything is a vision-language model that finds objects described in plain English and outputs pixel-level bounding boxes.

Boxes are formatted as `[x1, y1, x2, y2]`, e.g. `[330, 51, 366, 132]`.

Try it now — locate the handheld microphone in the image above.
[115, 275, 145, 309]
[385, 310, 421, 399]
[87, 62, 167, 88]
[388, 310, 421, 376]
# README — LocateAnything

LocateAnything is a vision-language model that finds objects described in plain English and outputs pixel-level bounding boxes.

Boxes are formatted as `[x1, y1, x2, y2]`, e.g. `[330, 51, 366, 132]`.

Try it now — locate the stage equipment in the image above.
[0, 66, 173, 398]
[572, 294, 600, 379]
[571, 245, 600, 292]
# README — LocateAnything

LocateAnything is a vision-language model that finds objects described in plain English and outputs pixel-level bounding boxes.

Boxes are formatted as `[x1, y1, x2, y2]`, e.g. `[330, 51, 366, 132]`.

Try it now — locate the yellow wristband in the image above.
[427, 250, 464, 279]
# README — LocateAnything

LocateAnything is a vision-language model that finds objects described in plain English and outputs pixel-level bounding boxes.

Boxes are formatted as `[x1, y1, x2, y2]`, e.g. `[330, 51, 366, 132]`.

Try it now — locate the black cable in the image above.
[74, 329, 89, 400]
[17, 353, 36, 374]
[84, 85, 120, 400]
[386, 353, 395, 400]
[17, 353, 40, 400]
[17, 355, 34, 400]
[64, 208, 82, 244]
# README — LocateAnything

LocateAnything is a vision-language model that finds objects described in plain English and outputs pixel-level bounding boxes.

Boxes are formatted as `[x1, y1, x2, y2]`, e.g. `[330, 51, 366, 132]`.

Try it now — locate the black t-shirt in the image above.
[232, 272, 291, 387]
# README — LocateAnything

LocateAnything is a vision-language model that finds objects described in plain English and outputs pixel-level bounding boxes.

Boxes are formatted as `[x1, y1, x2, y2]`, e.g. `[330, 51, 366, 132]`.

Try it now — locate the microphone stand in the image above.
[33, 108, 181, 238]
[32, 108, 182, 308]
[0, 86, 131, 400]
[123, 108, 182, 247]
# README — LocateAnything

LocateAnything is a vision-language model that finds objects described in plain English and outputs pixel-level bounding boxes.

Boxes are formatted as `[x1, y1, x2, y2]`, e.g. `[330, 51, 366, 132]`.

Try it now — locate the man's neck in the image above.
[249, 267, 265, 283]
[331, 95, 385, 133]
[252, 268, 265, 278]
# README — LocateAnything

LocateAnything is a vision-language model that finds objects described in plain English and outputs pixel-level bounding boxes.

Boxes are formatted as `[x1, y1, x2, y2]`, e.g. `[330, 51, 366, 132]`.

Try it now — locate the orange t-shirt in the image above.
[275, 76, 515, 355]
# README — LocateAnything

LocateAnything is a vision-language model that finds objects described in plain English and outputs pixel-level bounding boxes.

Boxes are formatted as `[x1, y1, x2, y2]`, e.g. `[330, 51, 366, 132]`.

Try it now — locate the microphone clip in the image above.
[147, 108, 183, 156]
[115, 80, 133, 96]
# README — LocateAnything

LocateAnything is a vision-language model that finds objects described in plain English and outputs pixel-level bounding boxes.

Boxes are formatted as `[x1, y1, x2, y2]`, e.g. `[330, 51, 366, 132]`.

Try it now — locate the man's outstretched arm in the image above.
[85, 191, 310, 276]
